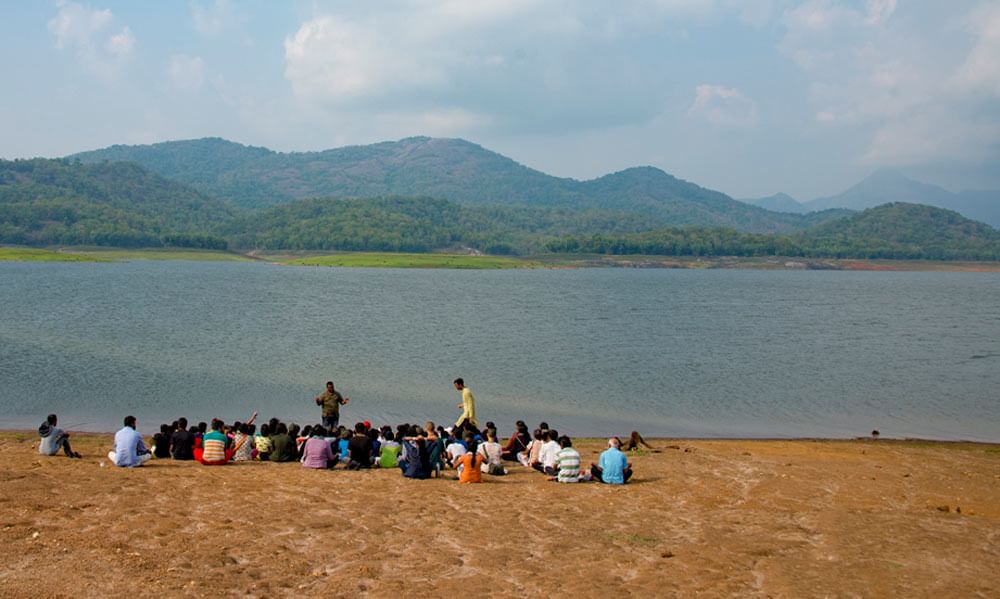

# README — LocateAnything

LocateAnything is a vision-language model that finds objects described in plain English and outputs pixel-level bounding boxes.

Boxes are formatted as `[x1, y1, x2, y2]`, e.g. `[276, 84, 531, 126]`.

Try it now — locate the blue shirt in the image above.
[598, 447, 629, 484]
[113, 426, 148, 467]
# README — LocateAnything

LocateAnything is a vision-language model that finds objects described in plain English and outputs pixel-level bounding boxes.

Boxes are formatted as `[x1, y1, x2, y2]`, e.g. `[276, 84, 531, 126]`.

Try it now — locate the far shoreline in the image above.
[3, 245, 1000, 272]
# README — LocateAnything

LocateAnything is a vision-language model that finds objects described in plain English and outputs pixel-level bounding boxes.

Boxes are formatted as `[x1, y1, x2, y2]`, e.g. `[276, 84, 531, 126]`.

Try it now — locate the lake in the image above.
[1, 261, 998, 440]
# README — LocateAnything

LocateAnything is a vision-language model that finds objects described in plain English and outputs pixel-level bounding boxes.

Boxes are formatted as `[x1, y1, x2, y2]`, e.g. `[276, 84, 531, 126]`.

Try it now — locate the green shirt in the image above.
[316, 390, 344, 417]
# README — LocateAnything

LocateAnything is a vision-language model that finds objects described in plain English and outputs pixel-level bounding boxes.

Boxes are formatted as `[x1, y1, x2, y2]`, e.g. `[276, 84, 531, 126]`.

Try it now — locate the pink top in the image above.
[301, 437, 334, 469]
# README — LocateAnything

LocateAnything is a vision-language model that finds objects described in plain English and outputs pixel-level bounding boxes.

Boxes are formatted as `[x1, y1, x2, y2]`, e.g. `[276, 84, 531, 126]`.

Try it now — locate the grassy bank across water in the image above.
[61, 248, 254, 262]
[283, 252, 544, 269]
[0, 247, 108, 262]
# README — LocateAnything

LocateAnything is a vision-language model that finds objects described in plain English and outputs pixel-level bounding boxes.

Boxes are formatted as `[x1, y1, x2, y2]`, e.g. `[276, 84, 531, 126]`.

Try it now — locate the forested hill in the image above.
[69, 137, 844, 234]
[545, 203, 1000, 260]
[0, 158, 235, 248]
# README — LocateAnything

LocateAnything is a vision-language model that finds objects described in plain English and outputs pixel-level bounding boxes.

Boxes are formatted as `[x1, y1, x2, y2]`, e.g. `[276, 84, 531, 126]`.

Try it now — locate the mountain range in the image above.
[70, 137, 846, 235]
[743, 170, 1000, 228]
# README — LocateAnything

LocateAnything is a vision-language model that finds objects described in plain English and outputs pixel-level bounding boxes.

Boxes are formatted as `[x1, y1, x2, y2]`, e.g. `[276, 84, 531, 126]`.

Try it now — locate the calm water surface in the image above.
[1, 261, 998, 440]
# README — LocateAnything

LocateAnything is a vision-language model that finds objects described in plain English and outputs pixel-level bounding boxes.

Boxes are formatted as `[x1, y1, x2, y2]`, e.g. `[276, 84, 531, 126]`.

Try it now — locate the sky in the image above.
[1, 0, 998, 200]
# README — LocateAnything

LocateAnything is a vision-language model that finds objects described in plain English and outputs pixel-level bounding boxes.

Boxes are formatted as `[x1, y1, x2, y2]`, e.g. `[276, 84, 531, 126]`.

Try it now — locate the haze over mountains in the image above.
[743, 170, 1000, 228]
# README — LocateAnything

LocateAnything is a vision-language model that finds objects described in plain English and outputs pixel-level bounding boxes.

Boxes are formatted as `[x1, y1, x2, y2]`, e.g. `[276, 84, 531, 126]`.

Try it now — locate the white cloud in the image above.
[47, 1, 134, 76]
[688, 84, 758, 126]
[191, 0, 234, 36]
[168, 54, 206, 90]
[782, 1, 1000, 169]
[865, 0, 897, 26]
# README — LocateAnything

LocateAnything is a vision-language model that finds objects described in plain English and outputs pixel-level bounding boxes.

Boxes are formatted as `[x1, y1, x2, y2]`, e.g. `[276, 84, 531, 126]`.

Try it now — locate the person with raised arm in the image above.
[315, 381, 350, 429]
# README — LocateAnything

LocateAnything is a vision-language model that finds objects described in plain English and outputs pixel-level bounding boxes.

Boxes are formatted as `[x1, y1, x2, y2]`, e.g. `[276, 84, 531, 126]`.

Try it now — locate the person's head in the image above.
[311, 426, 326, 438]
[486, 429, 497, 442]
[355, 422, 366, 434]
[411, 424, 423, 437]
[171, 420, 179, 431]
[463, 431, 477, 454]
[259, 423, 270, 437]
[160, 423, 170, 434]
[268, 417, 279, 432]
[197, 421, 207, 434]
[47, 414, 57, 425]
[368, 428, 379, 441]
[211, 419, 223, 432]
[516, 420, 526, 429]
[276, 423, 288, 435]
[539, 422, 549, 431]
[548, 429, 559, 442]
[517, 423, 529, 434]
[425, 421, 435, 432]
[288, 424, 300, 437]
[453, 377, 464, 390]
[326, 381, 335, 392]
[559, 435, 573, 449]
[123, 415, 137, 429]
[178, 417, 188, 430]
[608, 437, 620, 449]
[240, 423, 252, 435]
[301, 425, 313, 438]
[340, 429, 352, 440]
[188, 426, 199, 434]
[248, 423, 256, 435]
[533, 428, 544, 441]
[384, 430, 395, 442]
[484, 421, 495, 432]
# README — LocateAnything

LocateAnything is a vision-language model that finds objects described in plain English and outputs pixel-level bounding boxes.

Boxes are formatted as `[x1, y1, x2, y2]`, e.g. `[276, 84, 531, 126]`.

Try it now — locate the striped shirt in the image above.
[202, 430, 228, 464]
[556, 447, 581, 483]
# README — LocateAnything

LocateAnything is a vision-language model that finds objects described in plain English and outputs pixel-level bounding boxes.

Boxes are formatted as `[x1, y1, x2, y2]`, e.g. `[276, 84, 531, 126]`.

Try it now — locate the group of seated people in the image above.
[47, 413, 650, 485]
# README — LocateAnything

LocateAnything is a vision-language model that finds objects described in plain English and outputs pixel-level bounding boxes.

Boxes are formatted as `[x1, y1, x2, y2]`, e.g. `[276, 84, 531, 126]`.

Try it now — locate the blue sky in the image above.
[1, 0, 998, 199]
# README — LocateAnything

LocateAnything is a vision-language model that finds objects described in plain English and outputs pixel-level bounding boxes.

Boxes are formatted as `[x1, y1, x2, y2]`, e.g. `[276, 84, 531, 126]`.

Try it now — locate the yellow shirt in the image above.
[456, 387, 478, 427]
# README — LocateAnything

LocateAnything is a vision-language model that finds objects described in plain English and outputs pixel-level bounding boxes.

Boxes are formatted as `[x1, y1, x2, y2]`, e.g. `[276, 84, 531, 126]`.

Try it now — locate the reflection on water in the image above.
[1, 261, 998, 440]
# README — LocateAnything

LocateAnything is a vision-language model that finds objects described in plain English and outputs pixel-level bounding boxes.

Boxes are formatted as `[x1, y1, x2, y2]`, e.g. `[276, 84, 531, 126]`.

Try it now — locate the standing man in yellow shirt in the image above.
[453, 377, 478, 432]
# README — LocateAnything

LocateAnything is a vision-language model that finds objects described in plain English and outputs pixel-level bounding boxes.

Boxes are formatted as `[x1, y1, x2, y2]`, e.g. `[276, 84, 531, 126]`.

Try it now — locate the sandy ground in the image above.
[1, 432, 998, 598]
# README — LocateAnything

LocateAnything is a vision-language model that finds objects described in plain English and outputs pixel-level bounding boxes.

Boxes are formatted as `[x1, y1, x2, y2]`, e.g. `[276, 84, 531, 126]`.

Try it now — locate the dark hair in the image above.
[248, 424, 256, 435]
[485, 421, 495, 431]
[259, 423, 270, 437]
[355, 422, 366, 434]
[517, 423, 529, 434]
[188, 426, 198, 434]
[384, 431, 395, 442]
[311, 426, 326, 438]
[463, 432, 478, 457]
[326, 380, 334, 387]
[276, 423, 288, 435]
[178, 417, 188, 429]
[160, 423, 171, 434]
[288, 424, 300, 437]
[548, 429, 559, 441]
[539, 422, 549, 430]
[47, 414, 57, 425]
[516, 420, 526, 428]
[211, 419, 223, 431]
[558, 435, 572, 448]
[240, 423, 252, 435]
[453, 377, 464, 386]
[124, 415, 136, 428]
[533, 428, 544, 441]
[197, 421, 207, 434]
[301, 425, 313, 438]
[171, 420, 179, 431]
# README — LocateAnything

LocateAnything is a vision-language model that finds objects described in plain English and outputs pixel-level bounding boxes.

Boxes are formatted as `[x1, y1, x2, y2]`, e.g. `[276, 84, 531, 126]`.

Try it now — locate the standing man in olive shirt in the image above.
[315, 381, 350, 429]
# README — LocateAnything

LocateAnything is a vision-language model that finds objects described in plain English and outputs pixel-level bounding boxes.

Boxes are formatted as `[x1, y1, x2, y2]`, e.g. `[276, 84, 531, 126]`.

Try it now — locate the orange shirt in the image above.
[457, 453, 484, 483]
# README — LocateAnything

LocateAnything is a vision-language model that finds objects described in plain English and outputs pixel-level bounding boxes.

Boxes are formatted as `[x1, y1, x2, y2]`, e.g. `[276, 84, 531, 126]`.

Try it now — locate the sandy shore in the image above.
[1, 432, 998, 597]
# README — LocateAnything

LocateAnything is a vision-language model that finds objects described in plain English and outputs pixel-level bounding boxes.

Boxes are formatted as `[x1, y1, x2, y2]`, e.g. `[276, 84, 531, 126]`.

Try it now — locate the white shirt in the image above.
[446, 442, 468, 463]
[538, 440, 561, 469]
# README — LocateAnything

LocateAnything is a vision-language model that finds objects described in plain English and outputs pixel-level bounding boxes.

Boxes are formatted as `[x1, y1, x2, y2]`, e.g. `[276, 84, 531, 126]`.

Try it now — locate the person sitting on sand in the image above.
[199, 419, 232, 465]
[590, 438, 633, 484]
[302, 426, 336, 469]
[348, 422, 374, 470]
[170, 418, 195, 460]
[269, 423, 296, 462]
[378, 430, 401, 468]
[501, 421, 531, 462]
[254, 423, 273, 461]
[622, 431, 653, 451]
[231, 423, 255, 462]
[547, 436, 581, 483]
[521, 428, 545, 468]
[445, 433, 468, 469]
[477, 429, 506, 475]
[108, 415, 152, 467]
[38, 414, 82, 459]
[455, 432, 485, 483]
[152, 424, 172, 459]
[535, 430, 561, 475]
[400, 431, 431, 479]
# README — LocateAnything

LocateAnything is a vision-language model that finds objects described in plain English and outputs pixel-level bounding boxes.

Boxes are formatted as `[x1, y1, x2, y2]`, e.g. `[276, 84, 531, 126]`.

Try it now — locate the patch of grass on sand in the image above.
[285, 252, 541, 269]
[62, 248, 253, 262]
[604, 531, 661, 546]
[0, 248, 108, 262]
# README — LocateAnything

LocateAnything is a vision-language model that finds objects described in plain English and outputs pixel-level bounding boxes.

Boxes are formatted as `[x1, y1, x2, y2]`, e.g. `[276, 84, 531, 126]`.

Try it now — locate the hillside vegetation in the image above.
[71, 137, 846, 234]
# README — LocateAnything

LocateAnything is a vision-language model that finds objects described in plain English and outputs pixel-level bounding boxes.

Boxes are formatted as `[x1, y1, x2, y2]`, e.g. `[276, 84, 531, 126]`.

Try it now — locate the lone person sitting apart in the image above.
[315, 380, 349, 429]
[38, 413, 82, 458]
[108, 415, 152, 467]
[590, 437, 633, 484]
[453, 377, 478, 432]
